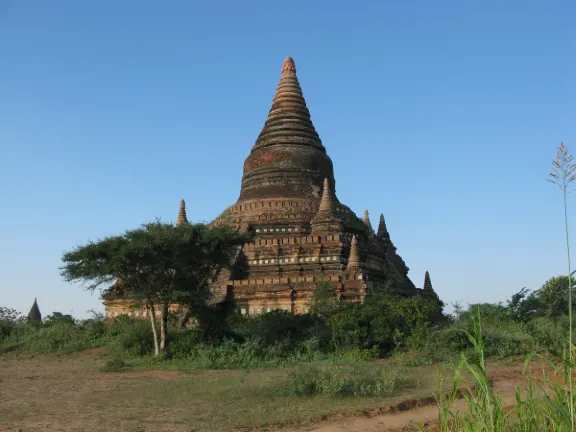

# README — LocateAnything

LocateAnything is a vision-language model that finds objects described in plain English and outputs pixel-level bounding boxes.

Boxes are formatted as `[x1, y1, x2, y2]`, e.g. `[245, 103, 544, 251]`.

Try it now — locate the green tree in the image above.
[0, 306, 23, 342]
[60, 220, 250, 355]
[505, 287, 545, 321]
[457, 303, 509, 323]
[44, 312, 76, 326]
[327, 292, 444, 354]
[536, 276, 576, 318]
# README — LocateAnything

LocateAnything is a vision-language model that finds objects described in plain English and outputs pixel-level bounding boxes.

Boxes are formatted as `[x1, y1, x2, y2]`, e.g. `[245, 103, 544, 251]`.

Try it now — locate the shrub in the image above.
[402, 324, 470, 366]
[479, 319, 533, 359]
[0, 306, 23, 342]
[3, 321, 107, 354]
[230, 309, 317, 346]
[283, 363, 418, 397]
[328, 292, 444, 355]
[106, 319, 155, 356]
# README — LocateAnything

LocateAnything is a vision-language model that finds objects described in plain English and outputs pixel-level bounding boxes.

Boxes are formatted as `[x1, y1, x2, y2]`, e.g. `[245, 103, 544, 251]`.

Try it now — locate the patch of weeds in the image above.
[282, 363, 418, 397]
[100, 356, 132, 372]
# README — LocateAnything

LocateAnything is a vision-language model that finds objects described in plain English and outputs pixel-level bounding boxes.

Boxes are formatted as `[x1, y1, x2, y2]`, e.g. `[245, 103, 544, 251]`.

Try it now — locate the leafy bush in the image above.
[328, 292, 444, 355]
[283, 363, 418, 397]
[402, 324, 470, 366]
[43, 312, 76, 326]
[480, 319, 534, 359]
[106, 319, 155, 356]
[4, 321, 108, 354]
[0, 306, 23, 342]
[230, 309, 316, 346]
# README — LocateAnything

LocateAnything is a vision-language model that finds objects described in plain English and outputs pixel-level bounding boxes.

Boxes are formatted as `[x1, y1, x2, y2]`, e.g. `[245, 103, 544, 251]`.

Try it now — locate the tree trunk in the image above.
[147, 301, 160, 356]
[160, 302, 169, 351]
[178, 307, 191, 328]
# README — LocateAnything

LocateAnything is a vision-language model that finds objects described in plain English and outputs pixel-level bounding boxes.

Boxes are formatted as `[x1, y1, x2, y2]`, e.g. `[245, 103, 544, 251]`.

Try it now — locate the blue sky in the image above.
[0, 0, 574, 318]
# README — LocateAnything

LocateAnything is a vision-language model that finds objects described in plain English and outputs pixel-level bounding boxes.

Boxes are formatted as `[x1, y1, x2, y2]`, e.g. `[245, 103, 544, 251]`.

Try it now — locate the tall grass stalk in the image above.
[548, 142, 576, 429]
[421, 310, 576, 431]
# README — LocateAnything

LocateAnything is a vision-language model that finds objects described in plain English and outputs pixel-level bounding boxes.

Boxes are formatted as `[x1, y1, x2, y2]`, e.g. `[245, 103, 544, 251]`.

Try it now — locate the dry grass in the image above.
[0, 349, 439, 432]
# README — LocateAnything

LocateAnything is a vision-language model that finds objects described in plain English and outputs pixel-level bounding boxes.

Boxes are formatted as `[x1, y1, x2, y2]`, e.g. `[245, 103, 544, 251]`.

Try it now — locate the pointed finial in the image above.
[423, 271, 433, 291]
[282, 56, 296, 76]
[176, 199, 188, 226]
[318, 178, 336, 212]
[347, 235, 361, 270]
[28, 298, 42, 323]
[377, 213, 389, 238]
[363, 210, 373, 231]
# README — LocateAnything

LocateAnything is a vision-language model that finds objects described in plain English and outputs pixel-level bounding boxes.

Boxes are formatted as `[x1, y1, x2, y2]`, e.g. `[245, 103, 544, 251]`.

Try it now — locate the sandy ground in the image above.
[0, 350, 529, 432]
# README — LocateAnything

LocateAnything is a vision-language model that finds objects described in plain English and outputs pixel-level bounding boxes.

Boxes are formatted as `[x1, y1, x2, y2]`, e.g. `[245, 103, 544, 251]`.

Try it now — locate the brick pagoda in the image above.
[103, 57, 435, 320]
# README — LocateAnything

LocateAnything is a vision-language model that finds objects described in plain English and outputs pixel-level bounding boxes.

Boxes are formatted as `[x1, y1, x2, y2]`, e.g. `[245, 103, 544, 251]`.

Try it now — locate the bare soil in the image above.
[0, 350, 530, 432]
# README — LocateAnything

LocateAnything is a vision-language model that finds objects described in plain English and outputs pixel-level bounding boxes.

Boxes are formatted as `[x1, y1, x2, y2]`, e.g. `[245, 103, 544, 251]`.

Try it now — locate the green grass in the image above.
[418, 311, 576, 431]
[283, 362, 419, 397]
[97, 364, 427, 430]
[0, 350, 441, 432]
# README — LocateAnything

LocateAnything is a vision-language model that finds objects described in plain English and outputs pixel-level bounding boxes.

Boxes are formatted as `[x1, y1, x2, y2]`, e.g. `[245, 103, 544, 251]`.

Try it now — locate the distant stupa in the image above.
[27, 298, 42, 323]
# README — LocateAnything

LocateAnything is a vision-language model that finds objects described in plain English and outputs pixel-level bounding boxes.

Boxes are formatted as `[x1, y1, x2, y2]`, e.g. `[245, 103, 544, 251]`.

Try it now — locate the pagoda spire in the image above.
[176, 199, 188, 226]
[423, 271, 434, 291]
[363, 210, 373, 232]
[27, 298, 42, 323]
[252, 56, 324, 151]
[318, 178, 336, 212]
[238, 57, 335, 201]
[377, 213, 390, 239]
[347, 236, 361, 270]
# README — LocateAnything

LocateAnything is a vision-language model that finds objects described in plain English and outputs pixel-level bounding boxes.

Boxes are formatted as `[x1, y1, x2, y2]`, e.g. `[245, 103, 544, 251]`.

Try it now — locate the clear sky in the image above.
[0, 0, 574, 318]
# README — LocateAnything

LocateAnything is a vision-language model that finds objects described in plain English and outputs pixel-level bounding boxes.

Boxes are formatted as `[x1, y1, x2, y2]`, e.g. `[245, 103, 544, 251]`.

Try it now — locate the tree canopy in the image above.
[60, 220, 251, 354]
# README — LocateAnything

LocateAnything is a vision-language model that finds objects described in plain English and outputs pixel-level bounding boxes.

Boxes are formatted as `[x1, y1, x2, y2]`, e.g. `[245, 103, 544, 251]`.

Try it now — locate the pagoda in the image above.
[204, 56, 434, 315]
[103, 56, 436, 320]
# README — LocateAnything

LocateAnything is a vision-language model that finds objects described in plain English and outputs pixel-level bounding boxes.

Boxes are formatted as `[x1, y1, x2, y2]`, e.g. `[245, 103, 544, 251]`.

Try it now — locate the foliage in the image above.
[0, 306, 23, 342]
[106, 318, 155, 356]
[537, 276, 576, 317]
[44, 312, 76, 326]
[506, 287, 546, 321]
[231, 309, 316, 346]
[2, 320, 108, 354]
[100, 356, 132, 372]
[282, 363, 418, 397]
[60, 220, 251, 354]
[419, 310, 576, 432]
[307, 281, 342, 318]
[327, 292, 445, 355]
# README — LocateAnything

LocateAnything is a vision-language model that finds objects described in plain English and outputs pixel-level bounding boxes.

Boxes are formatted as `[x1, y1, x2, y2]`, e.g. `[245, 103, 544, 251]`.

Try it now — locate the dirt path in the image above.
[295, 380, 521, 432]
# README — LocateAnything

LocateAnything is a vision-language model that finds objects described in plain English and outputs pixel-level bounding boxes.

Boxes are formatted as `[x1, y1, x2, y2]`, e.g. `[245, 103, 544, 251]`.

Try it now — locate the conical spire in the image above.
[176, 199, 188, 226]
[27, 298, 42, 323]
[252, 56, 324, 152]
[377, 213, 390, 239]
[318, 178, 336, 212]
[347, 236, 361, 270]
[363, 210, 373, 232]
[238, 57, 335, 201]
[423, 271, 433, 291]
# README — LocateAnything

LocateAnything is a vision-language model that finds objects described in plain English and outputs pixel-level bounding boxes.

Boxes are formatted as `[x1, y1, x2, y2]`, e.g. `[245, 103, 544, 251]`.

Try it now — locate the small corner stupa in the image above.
[102, 56, 436, 319]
